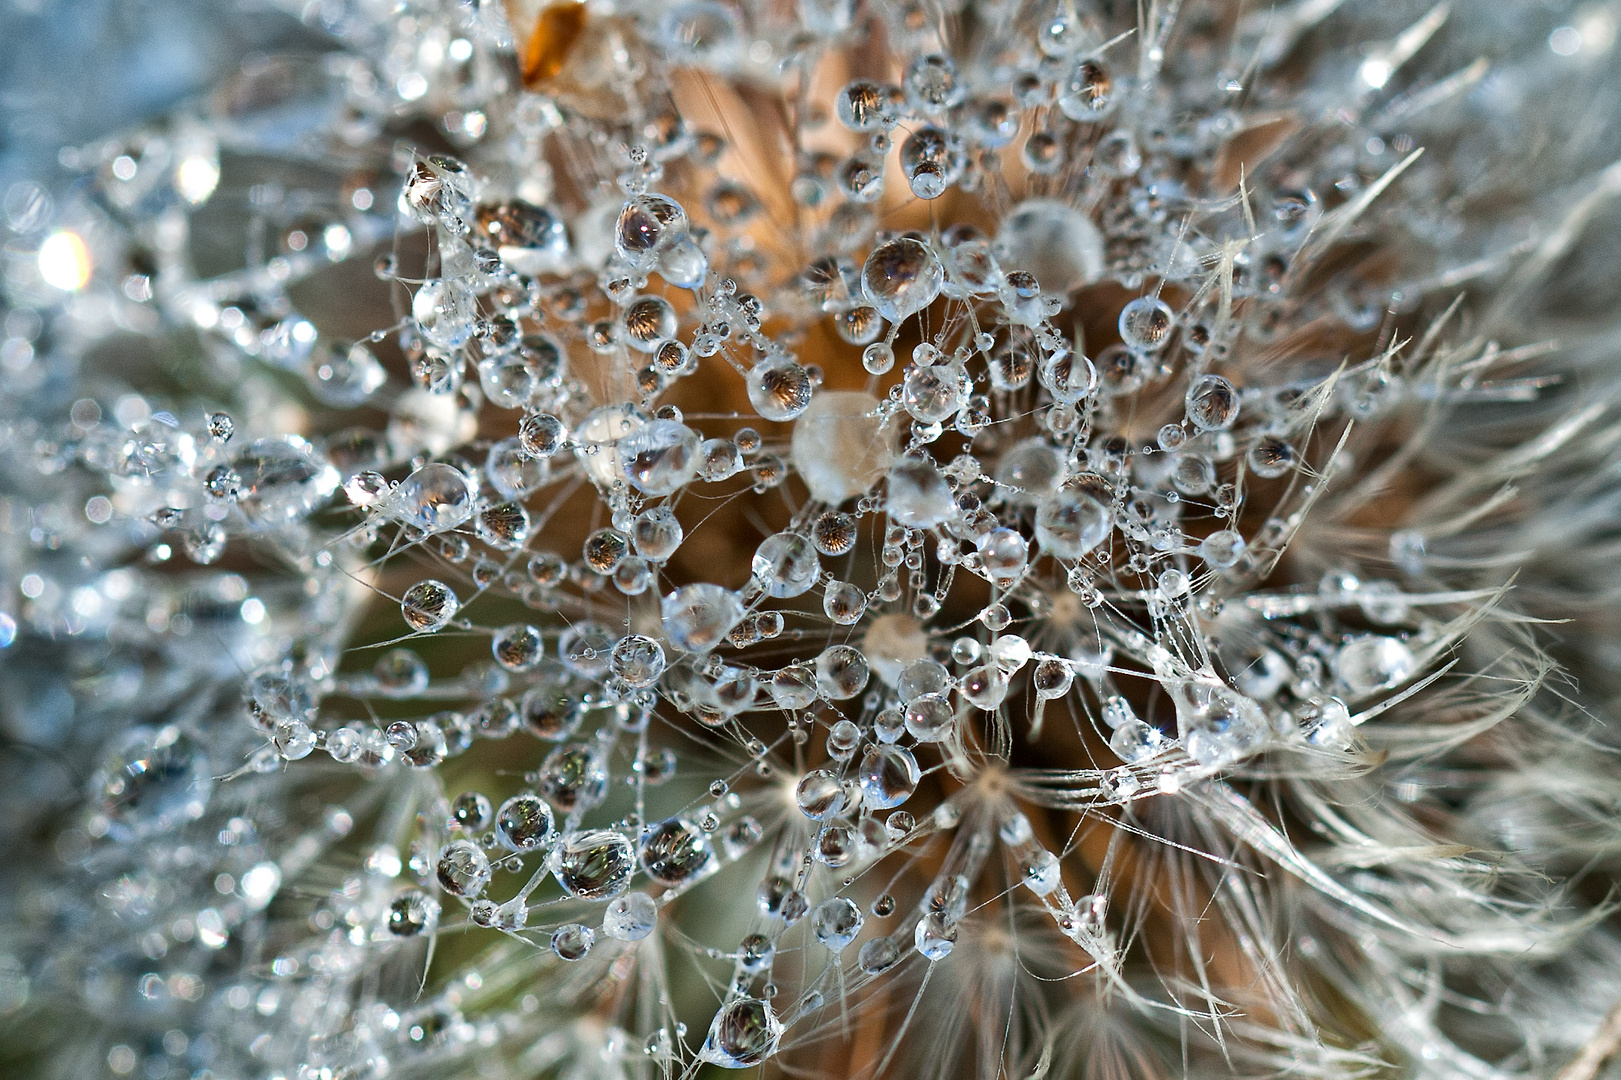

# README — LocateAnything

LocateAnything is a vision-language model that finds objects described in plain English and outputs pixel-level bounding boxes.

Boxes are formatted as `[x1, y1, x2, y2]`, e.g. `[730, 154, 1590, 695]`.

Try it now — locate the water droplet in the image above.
[553, 830, 635, 899]
[858, 936, 900, 973]
[639, 818, 716, 886]
[496, 794, 555, 851]
[603, 891, 658, 940]
[914, 911, 957, 959]
[662, 584, 745, 652]
[93, 726, 211, 841]
[436, 839, 492, 897]
[551, 923, 595, 960]
[812, 897, 863, 951]
[746, 355, 813, 422]
[618, 420, 700, 494]
[1334, 635, 1415, 695]
[752, 532, 820, 597]
[791, 390, 896, 505]
[860, 744, 919, 809]
[387, 463, 475, 534]
[1185, 374, 1240, 431]
[863, 237, 943, 323]
[388, 889, 441, 936]
[700, 998, 782, 1069]
[1035, 489, 1112, 559]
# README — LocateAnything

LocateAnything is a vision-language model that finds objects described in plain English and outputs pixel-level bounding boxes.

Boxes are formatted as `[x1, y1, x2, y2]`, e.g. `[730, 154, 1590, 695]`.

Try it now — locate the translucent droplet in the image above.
[496, 794, 555, 851]
[583, 528, 629, 573]
[412, 280, 478, 349]
[997, 200, 1103, 294]
[639, 818, 716, 886]
[620, 295, 678, 352]
[603, 891, 658, 940]
[1057, 60, 1115, 120]
[551, 923, 595, 961]
[770, 664, 818, 710]
[1035, 489, 1112, 559]
[477, 501, 531, 549]
[858, 936, 901, 973]
[553, 830, 635, 899]
[232, 436, 341, 525]
[93, 725, 212, 841]
[995, 439, 1066, 505]
[1185, 374, 1240, 431]
[492, 623, 545, 671]
[1248, 435, 1296, 478]
[960, 663, 1010, 709]
[791, 390, 896, 504]
[1199, 529, 1246, 569]
[746, 355, 813, 422]
[452, 791, 493, 830]
[795, 769, 847, 820]
[1171, 677, 1267, 766]
[812, 897, 864, 951]
[618, 419, 700, 494]
[902, 362, 966, 423]
[885, 458, 955, 528]
[436, 839, 492, 897]
[700, 998, 782, 1069]
[816, 644, 869, 700]
[1119, 297, 1175, 352]
[860, 744, 919, 809]
[824, 580, 867, 624]
[615, 193, 687, 262]
[662, 584, 745, 652]
[901, 693, 953, 742]
[387, 463, 475, 534]
[611, 634, 666, 687]
[574, 404, 650, 488]
[633, 505, 685, 560]
[976, 528, 1028, 584]
[863, 237, 943, 323]
[519, 412, 567, 458]
[835, 80, 892, 131]
[752, 532, 820, 597]
[388, 889, 440, 936]
[914, 911, 958, 959]
[1334, 635, 1415, 695]
[812, 511, 857, 555]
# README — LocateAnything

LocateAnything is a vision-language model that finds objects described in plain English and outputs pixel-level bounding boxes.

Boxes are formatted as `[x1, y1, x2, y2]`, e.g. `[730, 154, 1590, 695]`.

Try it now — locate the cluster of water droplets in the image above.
[4, 0, 1609, 1078]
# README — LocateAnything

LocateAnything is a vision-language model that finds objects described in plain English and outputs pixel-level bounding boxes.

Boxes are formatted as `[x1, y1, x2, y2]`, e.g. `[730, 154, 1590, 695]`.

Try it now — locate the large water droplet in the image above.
[639, 818, 716, 886]
[859, 744, 919, 809]
[700, 998, 783, 1069]
[886, 458, 955, 528]
[746, 355, 813, 422]
[661, 583, 744, 652]
[604, 892, 657, 940]
[437, 839, 492, 897]
[386, 463, 475, 534]
[1035, 489, 1112, 559]
[618, 419, 700, 494]
[1334, 635, 1415, 696]
[553, 830, 635, 899]
[232, 436, 340, 525]
[812, 897, 863, 951]
[496, 793, 555, 851]
[862, 237, 943, 323]
[997, 200, 1103, 295]
[752, 532, 820, 597]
